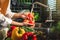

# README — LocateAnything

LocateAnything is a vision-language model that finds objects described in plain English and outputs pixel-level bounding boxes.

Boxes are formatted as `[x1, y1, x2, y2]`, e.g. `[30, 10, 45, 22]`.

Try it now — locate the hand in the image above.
[21, 14, 27, 19]
[20, 12, 30, 19]
[23, 22, 34, 26]
[23, 12, 30, 15]
[22, 12, 34, 19]
[23, 22, 35, 28]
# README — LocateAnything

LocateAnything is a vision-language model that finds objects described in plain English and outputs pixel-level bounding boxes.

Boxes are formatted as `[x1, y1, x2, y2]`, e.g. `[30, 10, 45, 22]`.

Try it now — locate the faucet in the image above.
[31, 2, 53, 27]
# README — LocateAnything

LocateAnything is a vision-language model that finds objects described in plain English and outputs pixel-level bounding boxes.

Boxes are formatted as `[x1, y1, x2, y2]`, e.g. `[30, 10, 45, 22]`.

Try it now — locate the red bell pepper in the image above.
[10, 26, 16, 30]
[22, 32, 37, 40]
[7, 26, 16, 37]
[7, 30, 12, 37]
[32, 35, 37, 40]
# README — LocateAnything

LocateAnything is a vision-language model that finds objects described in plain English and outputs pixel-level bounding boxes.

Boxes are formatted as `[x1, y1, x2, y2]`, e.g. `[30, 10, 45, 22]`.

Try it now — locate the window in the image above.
[47, 0, 56, 11]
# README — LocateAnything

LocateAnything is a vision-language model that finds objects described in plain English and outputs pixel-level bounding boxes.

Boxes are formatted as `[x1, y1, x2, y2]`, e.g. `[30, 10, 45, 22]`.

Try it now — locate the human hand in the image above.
[22, 12, 34, 20]
[19, 12, 29, 19]
[23, 21, 35, 28]
[23, 21, 34, 26]
[21, 14, 27, 19]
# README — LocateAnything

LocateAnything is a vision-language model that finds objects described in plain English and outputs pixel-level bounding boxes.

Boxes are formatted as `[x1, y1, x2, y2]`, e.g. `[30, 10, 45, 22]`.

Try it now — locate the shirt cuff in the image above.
[1, 17, 12, 27]
[6, 11, 15, 18]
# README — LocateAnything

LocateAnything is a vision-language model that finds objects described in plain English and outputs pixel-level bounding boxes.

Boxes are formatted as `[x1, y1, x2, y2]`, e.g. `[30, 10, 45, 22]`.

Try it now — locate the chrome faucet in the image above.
[31, 2, 53, 27]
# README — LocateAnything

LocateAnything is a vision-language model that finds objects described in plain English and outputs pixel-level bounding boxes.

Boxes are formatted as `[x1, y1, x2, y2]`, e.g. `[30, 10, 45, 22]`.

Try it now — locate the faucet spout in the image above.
[31, 2, 53, 27]
[31, 2, 49, 13]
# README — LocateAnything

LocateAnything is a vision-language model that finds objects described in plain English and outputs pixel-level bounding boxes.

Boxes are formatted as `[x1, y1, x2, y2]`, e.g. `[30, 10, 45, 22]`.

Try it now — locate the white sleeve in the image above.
[0, 14, 12, 27]
[5, 0, 15, 18]
[6, 10, 15, 18]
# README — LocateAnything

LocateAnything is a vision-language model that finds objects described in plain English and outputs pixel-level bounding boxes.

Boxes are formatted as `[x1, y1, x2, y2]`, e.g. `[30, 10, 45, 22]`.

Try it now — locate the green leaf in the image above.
[21, 26, 35, 32]
[34, 12, 39, 21]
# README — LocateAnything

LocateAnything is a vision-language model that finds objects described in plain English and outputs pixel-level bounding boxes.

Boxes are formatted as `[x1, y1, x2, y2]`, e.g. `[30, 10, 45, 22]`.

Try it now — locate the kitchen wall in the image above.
[53, 0, 60, 20]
